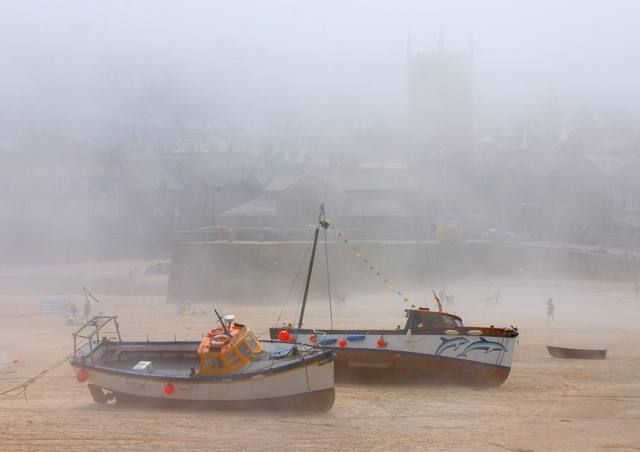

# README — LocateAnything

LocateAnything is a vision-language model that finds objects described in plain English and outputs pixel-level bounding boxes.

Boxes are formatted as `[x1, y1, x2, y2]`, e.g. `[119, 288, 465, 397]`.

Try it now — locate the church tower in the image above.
[408, 32, 474, 162]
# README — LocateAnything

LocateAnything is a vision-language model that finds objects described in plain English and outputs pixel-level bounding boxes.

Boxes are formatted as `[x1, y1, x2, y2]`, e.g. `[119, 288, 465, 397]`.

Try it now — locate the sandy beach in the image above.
[1, 260, 639, 451]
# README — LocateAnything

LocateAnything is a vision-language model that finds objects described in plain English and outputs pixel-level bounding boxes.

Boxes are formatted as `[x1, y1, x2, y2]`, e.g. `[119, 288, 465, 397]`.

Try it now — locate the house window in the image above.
[50, 199, 67, 213]
[613, 194, 622, 207]
[629, 171, 640, 184]
[627, 194, 640, 209]
[51, 179, 67, 194]
[15, 199, 31, 213]
[12, 178, 33, 194]
[618, 174, 625, 184]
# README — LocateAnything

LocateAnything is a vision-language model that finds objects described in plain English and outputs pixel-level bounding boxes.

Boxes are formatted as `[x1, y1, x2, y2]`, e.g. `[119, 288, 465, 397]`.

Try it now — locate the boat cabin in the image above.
[197, 321, 262, 374]
[404, 307, 463, 329]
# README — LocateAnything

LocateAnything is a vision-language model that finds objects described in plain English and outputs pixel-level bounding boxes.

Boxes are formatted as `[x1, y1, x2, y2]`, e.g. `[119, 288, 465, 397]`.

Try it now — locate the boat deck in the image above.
[93, 342, 323, 378]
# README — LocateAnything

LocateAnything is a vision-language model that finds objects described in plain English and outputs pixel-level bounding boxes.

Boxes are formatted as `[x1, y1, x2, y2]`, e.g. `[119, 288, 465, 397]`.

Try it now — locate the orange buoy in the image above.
[13, 359, 18, 364]
[377, 339, 386, 347]
[310, 335, 317, 342]
[76, 369, 89, 382]
[278, 330, 290, 342]
[288, 336, 296, 342]
[164, 384, 174, 395]
[339, 339, 346, 347]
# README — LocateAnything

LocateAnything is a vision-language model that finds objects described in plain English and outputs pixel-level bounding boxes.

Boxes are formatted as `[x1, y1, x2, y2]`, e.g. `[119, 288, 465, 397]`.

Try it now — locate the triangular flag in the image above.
[369, 266, 374, 270]
[390, 286, 394, 289]
[384, 279, 388, 283]
[376, 273, 381, 276]
[344, 240, 348, 243]
[337, 232, 342, 237]
[404, 298, 409, 302]
[331, 225, 336, 229]
[350, 246, 355, 250]
[356, 253, 361, 257]
[397, 291, 402, 295]
[411, 304, 416, 308]
[364, 260, 368, 263]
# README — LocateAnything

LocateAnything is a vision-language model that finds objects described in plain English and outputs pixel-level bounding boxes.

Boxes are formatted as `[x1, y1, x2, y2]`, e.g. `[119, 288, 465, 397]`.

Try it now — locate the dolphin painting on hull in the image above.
[457, 337, 508, 358]
[435, 336, 470, 356]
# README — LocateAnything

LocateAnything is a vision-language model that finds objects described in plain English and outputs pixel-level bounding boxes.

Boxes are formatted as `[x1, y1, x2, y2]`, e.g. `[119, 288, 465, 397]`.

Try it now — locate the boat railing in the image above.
[72, 316, 122, 363]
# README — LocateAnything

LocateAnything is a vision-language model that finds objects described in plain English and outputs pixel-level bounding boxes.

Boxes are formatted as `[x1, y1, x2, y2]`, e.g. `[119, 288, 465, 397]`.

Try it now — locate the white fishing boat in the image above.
[70, 312, 335, 411]
[269, 204, 519, 387]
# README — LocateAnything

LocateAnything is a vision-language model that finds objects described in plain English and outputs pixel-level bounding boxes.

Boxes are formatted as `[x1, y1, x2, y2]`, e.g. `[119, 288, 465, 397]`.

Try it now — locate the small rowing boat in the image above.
[546, 346, 607, 360]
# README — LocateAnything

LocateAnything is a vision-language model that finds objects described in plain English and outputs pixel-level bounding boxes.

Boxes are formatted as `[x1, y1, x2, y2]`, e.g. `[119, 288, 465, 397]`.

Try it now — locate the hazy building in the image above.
[407, 32, 474, 165]
[543, 86, 562, 129]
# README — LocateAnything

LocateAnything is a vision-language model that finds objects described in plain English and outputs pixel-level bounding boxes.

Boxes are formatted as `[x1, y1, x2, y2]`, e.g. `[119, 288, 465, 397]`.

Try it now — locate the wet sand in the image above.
[1, 261, 639, 451]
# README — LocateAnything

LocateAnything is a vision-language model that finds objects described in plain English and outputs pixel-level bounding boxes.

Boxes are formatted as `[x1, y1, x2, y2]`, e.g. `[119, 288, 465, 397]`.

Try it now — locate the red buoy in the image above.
[76, 369, 89, 382]
[278, 330, 290, 342]
[339, 339, 347, 347]
[288, 336, 296, 342]
[310, 335, 317, 342]
[377, 339, 386, 347]
[13, 359, 18, 364]
[164, 384, 174, 395]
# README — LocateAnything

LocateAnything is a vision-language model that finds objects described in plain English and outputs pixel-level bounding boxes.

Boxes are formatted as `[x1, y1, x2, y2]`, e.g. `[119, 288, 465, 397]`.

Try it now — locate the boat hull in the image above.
[332, 348, 511, 386]
[109, 387, 335, 412]
[546, 346, 607, 360]
[270, 328, 517, 387]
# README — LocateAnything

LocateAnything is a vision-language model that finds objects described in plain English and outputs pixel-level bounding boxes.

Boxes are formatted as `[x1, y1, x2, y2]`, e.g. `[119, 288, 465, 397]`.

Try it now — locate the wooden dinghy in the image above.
[546, 346, 607, 360]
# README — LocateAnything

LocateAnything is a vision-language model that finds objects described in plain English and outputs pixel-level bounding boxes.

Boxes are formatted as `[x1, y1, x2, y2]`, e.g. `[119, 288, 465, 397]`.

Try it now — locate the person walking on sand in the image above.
[69, 302, 79, 323]
[546, 298, 555, 321]
[83, 299, 92, 323]
[336, 288, 346, 308]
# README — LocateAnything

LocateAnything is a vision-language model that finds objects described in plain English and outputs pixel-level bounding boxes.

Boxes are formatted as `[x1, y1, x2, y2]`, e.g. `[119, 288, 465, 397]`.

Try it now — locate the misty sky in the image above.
[2, 1, 640, 136]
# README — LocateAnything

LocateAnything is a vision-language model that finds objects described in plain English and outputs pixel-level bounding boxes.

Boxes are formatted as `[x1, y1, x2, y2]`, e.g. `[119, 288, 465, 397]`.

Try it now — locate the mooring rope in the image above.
[0, 350, 79, 402]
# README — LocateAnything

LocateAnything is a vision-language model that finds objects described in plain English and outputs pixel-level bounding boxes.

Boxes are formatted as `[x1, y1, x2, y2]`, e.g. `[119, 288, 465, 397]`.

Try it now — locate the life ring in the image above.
[210, 334, 230, 347]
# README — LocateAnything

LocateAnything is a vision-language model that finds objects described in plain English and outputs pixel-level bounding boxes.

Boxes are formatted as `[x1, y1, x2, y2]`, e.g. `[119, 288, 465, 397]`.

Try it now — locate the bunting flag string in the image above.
[333, 226, 410, 304]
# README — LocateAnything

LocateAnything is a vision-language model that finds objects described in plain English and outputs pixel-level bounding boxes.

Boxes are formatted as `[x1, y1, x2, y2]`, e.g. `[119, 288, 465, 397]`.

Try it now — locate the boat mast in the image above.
[298, 204, 329, 329]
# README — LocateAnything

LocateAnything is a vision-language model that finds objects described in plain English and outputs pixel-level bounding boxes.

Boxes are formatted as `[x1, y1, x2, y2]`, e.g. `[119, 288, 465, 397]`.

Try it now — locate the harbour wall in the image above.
[166, 241, 640, 304]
